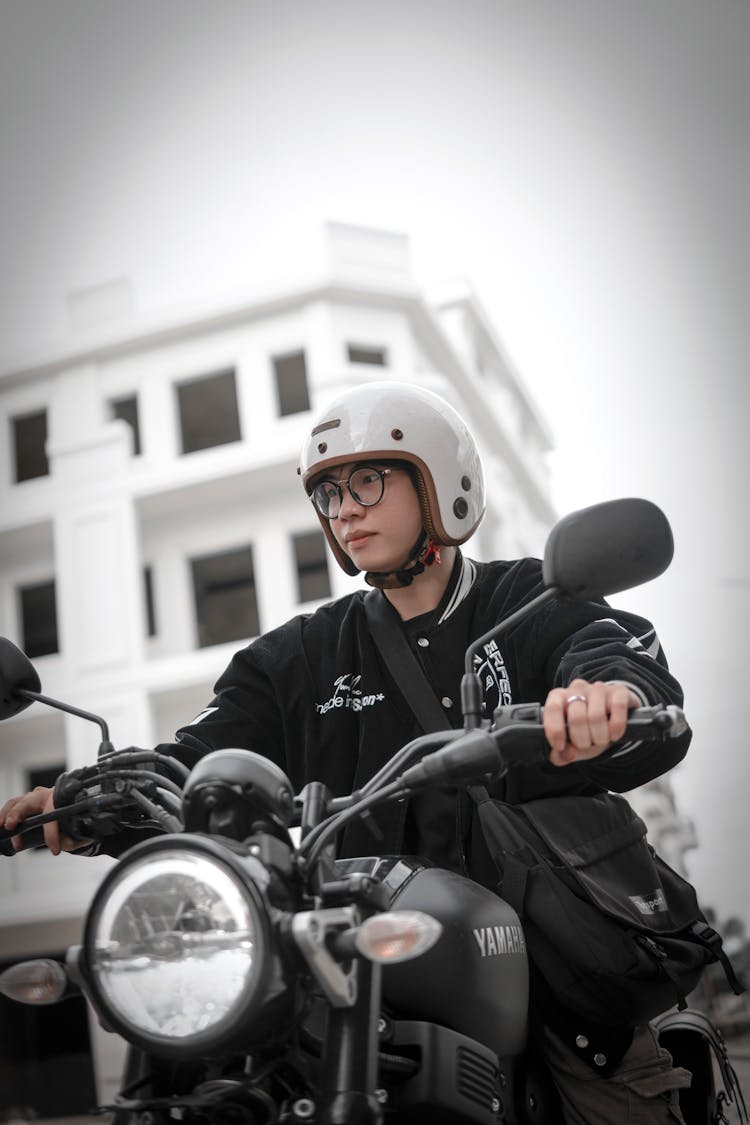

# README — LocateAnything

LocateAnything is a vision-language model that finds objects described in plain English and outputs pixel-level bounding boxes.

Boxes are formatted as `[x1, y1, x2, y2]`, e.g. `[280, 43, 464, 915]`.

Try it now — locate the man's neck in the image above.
[384, 546, 458, 621]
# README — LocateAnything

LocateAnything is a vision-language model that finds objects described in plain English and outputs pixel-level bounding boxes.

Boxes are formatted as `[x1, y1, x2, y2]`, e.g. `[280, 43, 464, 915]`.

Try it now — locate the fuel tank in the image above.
[336, 857, 529, 1059]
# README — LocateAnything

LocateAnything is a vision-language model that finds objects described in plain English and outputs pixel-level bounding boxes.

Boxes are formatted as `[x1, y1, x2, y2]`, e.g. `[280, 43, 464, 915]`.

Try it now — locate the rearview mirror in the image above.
[542, 498, 674, 601]
[0, 638, 42, 720]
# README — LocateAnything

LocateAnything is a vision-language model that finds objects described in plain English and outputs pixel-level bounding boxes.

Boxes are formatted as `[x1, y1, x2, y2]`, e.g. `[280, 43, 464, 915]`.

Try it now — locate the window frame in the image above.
[345, 343, 388, 367]
[17, 578, 59, 659]
[175, 368, 242, 455]
[11, 408, 50, 483]
[109, 393, 142, 456]
[189, 543, 260, 649]
[271, 349, 311, 417]
[292, 528, 332, 605]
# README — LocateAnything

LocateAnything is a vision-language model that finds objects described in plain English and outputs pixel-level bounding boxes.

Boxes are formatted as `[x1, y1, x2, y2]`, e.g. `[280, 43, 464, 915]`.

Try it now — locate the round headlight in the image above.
[83, 836, 274, 1057]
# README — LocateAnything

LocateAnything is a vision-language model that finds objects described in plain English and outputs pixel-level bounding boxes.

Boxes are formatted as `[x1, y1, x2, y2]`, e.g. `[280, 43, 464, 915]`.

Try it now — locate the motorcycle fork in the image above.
[317, 957, 384, 1124]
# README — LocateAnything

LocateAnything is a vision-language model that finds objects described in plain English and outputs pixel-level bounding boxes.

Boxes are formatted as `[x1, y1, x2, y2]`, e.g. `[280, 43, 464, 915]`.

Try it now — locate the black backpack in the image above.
[468, 785, 744, 1027]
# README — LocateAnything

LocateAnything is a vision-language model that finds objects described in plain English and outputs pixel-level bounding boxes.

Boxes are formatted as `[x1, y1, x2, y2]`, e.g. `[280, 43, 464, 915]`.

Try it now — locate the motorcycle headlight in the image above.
[83, 835, 276, 1058]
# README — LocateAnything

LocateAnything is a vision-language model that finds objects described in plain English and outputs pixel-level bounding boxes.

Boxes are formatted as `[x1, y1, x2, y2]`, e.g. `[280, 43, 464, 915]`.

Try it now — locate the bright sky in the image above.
[1, 0, 748, 927]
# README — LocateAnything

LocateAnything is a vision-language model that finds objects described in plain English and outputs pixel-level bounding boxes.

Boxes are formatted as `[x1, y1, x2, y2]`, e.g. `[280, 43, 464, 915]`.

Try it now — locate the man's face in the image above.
[324, 461, 424, 573]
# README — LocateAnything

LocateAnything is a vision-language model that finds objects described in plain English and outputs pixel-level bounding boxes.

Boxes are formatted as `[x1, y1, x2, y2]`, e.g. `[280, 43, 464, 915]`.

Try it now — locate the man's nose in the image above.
[337, 482, 365, 518]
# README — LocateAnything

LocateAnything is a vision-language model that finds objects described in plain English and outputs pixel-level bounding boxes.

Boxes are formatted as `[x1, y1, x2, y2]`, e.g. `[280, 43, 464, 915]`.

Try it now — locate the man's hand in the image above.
[543, 678, 642, 767]
[0, 786, 76, 855]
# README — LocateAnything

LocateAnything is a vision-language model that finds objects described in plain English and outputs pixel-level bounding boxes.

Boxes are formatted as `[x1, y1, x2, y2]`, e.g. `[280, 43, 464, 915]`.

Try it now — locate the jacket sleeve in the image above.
[530, 595, 691, 791]
[172, 639, 288, 771]
[93, 644, 288, 858]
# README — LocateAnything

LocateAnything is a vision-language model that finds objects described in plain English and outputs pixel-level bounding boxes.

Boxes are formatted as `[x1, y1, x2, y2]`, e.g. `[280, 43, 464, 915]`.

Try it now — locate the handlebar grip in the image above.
[0, 824, 47, 856]
[490, 702, 688, 769]
[622, 704, 688, 739]
[0, 770, 76, 857]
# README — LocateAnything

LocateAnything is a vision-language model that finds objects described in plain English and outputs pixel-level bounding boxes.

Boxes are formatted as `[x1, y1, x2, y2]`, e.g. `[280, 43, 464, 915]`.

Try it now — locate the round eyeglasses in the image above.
[311, 466, 400, 520]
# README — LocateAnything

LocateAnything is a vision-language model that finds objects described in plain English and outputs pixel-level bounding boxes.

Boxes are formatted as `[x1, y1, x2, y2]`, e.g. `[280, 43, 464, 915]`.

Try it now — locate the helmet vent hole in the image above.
[317, 442, 328, 454]
[461, 476, 471, 491]
[453, 497, 469, 520]
[391, 428, 403, 441]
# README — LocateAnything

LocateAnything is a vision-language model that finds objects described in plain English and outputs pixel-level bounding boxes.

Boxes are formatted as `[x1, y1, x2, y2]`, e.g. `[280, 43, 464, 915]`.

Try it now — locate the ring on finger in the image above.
[566, 694, 588, 706]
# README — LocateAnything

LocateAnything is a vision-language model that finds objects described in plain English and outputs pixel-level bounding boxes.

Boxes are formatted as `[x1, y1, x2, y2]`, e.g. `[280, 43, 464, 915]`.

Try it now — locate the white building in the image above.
[0, 223, 556, 1107]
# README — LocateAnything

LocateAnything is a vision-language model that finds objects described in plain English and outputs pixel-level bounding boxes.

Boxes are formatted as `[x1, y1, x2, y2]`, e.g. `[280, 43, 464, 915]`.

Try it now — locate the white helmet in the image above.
[299, 381, 485, 577]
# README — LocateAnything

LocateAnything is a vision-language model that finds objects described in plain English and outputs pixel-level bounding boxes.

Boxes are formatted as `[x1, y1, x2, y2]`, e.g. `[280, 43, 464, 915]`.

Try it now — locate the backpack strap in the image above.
[363, 589, 449, 734]
[465, 782, 535, 909]
[689, 921, 747, 996]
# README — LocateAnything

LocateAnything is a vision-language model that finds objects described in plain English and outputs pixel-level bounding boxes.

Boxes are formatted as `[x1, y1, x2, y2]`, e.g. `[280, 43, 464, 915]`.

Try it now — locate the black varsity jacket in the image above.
[170, 553, 691, 861]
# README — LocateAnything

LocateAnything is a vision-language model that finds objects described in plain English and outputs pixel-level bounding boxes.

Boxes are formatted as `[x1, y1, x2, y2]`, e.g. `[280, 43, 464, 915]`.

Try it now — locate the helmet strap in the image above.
[364, 530, 442, 590]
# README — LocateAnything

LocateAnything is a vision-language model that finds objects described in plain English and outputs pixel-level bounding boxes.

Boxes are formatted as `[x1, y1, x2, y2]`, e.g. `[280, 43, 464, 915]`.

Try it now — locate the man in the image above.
[0, 381, 692, 1121]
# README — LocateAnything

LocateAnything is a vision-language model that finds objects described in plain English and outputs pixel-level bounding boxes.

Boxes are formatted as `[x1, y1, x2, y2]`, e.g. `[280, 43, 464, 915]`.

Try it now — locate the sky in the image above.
[1, 0, 748, 927]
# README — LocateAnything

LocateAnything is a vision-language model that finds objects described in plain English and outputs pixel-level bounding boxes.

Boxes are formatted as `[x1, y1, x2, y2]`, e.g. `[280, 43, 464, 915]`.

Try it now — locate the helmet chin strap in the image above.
[364, 530, 442, 590]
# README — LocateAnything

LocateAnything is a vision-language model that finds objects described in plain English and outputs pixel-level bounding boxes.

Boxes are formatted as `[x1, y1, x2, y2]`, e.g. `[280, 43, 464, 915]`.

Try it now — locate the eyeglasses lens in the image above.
[313, 467, 385, 518]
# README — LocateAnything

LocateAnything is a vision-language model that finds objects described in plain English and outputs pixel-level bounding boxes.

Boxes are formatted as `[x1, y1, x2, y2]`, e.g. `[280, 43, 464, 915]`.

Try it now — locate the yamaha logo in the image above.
[472, 924, 526, 957]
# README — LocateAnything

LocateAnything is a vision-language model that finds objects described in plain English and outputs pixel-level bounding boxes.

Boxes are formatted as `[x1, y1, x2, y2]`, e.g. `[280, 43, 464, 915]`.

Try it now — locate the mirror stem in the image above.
[460, 672, 483, 730]
[461, 586, 562, 730]
[15, 687, 111, 745]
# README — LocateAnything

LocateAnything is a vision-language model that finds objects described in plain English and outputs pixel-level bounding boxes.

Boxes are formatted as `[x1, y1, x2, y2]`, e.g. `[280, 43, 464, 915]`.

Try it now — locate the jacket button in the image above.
[441, 697, 453, 708]
[575, 1035, 589, 1049]
[417, 637, 429, 647]
[594, 1053, 607, 1067]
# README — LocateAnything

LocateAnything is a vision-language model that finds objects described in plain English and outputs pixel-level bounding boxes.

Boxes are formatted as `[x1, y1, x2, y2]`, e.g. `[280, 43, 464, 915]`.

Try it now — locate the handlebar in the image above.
[0, 792, 127, 856]
[0, 749, 189, 857]
[1, 704, 687, 858]
[399, 702, 688, 786]
[296, 703, 687, 869]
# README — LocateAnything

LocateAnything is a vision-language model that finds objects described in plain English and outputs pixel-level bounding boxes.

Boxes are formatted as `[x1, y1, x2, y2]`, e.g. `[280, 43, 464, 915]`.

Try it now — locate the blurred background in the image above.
[1, 0, 749, 1111]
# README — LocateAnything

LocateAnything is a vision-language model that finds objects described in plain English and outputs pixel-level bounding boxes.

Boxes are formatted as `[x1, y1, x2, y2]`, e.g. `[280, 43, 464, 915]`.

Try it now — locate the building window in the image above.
[191, 546, 259, 648]
[12, 410, 49, 482]
[26, 763, 66, 792]
[19, 581, 58, 658]
[144, 566, 157, 637]
[110, 394, 142, 455]
[293, 530, 331, 603]
[177, 369, 241, 454]
[346, 344, 387, 366]
[273, 350, 310, 416]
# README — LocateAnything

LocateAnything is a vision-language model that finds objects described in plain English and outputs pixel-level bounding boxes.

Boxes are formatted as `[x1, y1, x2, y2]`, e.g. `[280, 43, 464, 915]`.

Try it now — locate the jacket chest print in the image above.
[315, 673, 386, 716]
[472, 639, 512, 711]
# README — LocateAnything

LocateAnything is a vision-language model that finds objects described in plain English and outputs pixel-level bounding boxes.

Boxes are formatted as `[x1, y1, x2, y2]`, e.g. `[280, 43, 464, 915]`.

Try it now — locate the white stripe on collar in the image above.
[437, 556, 477, 624]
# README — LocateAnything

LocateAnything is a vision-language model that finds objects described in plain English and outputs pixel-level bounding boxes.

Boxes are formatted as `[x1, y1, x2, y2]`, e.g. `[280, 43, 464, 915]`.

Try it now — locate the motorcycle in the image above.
[0, 499, 746, 1124]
